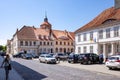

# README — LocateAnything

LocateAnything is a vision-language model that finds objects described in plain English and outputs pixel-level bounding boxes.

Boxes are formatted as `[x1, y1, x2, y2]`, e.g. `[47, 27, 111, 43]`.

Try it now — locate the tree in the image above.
[0, 45, 6, 52]
[0, 45, 3, 51]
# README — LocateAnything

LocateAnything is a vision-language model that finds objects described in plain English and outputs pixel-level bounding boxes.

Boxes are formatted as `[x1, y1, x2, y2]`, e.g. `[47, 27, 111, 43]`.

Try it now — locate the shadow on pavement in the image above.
[11, 61, 47, 80]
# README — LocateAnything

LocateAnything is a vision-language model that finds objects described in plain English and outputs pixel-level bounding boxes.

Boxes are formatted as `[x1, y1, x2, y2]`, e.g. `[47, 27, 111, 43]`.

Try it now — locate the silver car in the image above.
[105, 55, 120, 70]
[39, 54, 56, 64]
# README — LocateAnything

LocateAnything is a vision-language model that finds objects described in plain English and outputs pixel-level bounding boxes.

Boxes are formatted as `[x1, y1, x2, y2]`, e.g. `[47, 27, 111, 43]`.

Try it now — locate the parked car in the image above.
[0, 52, 6, 56]
[39, 52, 48, 56]
[49, 53, 55, 57]
[13, 52, 25, 58]
[21, 53, 33, 59]
[78, 53, 99, 64]
[54, 53, 68, 61]
[39, 54, 56, 64]
[30, 53, 39, 58]
[68, 53, 80, 63]
[105, 55, 120, 70]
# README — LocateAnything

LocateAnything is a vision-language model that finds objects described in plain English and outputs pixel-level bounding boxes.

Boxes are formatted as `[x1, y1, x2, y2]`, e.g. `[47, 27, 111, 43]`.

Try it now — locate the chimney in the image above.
[115, 0, 120, 9]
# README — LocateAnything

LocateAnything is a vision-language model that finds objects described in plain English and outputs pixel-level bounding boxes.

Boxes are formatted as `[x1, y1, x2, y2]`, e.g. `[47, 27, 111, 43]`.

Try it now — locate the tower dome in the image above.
[40, 16, 52, 29]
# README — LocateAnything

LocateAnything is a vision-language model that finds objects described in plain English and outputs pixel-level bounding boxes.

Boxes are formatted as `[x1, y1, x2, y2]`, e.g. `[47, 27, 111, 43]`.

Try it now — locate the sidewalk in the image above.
[0, 56, 24, 80]
[57, 61, 120, 77]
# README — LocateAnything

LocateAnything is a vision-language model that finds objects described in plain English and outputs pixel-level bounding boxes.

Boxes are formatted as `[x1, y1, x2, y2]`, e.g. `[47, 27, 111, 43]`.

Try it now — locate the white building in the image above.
[75, 0, 120, 60]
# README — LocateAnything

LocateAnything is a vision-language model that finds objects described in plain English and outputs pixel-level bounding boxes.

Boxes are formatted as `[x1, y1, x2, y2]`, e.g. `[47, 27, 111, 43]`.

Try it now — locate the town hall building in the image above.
[7, 16, 74, 55]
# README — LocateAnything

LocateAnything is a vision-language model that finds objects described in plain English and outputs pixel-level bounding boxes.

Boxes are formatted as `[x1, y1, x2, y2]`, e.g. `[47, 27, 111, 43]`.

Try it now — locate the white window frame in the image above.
[78, 47, 81, 53]
[83, 46, 87, 53]
[114, 26, 119, 37]
[78, 34, 81, 42]
[83, 33, 87, 41]
[106, 28, 111, 38]
[90, 32, 93, 40]
[99, 30, 103, 39]
[90, 46, 93, 53]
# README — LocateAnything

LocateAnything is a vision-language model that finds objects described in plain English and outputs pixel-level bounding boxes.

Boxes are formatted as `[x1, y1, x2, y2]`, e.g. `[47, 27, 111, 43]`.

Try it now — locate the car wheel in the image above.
[108, 67, 113, 70]
[45, 60, 48, 64]
[39, 59, 42, 63]
[71, 61, 74, 64]
[68, 61, 71, 63]
[80, 62, 83, 64]
[83, 62, 87, 65]
[88, 61, 92, 64]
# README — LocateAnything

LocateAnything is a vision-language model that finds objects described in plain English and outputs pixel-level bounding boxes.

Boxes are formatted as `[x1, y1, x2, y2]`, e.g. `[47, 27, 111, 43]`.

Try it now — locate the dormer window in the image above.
[102, 19, 116, 24]
[38, 35, 41, 39]
[41, 35, 44, 39]
[46, 36, 48, 40]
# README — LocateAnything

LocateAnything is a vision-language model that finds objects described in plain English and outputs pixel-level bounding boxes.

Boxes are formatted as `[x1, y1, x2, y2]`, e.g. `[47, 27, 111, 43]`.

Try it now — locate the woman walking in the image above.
[0, 54, 11, 80]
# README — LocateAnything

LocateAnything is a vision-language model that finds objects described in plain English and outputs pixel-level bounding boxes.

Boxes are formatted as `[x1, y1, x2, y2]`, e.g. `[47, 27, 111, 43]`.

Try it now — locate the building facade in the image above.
[7, 17, 74, 55]
[75, 0, 120, 60]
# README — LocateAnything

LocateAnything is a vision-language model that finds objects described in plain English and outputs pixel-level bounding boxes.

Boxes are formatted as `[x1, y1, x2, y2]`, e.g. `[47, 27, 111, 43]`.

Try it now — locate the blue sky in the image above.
[0, 0, 114, 45]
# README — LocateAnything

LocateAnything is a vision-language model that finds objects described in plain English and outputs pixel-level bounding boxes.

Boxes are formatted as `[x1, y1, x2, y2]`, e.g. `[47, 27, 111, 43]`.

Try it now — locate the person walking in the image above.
[99, 53, 104, 64]
[0, 54, 11, 80]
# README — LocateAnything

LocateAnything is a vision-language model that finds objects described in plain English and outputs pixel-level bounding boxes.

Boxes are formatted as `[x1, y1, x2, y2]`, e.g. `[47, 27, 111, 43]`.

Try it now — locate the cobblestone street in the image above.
[11, 58, 120, 80]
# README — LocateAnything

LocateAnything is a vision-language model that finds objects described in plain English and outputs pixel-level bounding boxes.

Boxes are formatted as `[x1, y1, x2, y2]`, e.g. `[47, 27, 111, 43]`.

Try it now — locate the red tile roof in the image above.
[16, 26, 74, 41]
[75, 7, 120, 33]
[17, 26, 37, 40]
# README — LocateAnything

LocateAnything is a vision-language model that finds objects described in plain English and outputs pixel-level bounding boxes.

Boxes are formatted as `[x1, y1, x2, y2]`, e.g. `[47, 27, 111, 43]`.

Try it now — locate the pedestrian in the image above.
[0, 54, 11, 80]
[99, 53, 103, 64]
[57, 58, 60, 63]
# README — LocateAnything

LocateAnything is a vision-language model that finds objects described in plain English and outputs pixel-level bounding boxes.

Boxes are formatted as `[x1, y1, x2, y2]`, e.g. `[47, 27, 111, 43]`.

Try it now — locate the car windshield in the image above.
[58, 54, 64, 56]
[108, 57, 119, 60]
[46, 55, 53, 58]
[26, 54, 32, 57]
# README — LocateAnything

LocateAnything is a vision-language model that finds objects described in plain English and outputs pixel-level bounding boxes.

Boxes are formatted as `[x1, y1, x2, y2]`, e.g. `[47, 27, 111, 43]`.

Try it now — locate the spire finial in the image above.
[44, 11, 48, 22]
[45, 11, 47, 18]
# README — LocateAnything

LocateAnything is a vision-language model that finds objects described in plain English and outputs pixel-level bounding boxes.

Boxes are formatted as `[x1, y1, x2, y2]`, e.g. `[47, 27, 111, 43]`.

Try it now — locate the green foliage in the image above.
[0, 45, 6, 52]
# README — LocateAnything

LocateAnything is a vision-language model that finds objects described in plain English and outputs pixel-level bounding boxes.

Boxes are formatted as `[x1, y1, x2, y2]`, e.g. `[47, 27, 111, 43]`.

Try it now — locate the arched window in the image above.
[56, 41, 58, 45]
[33, 41, 36, 46]
[64, 48, 66, 53]
[68, 42, 69, 45]
[60, 42, 62, 45]
[44, 42, 46, 45]
[30, 41, 32, 46]
[60, 48, 62, 52]
[51, 42, 53, 46]
[40, 42, 42, 45]
[20, 41, 23, 46]
[25, 41, 28, 46]
[64, 42, 66, 45]
[56, 48, 58, 53]
[71, 48, 73, 52]
[71, 42, 73, 46]
[47, 42, 49, 45]
[68, 48, 70, 52]
[51, 48, 53, 53]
